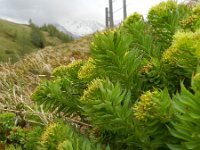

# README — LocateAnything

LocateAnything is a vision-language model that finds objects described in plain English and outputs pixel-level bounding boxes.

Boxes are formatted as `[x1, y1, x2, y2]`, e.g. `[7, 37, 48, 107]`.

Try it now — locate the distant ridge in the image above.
[0, 19, 71, 63]
[57, 20, 105, 38]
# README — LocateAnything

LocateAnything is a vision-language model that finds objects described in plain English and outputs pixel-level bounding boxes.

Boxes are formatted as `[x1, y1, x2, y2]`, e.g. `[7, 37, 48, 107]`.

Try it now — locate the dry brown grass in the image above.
[0, 36, 91, 124]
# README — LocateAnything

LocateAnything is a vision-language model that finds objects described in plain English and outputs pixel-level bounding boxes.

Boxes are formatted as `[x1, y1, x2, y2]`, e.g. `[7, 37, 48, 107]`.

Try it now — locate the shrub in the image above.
[32, 60, 86, 116]
[121, 20, 158, 58]
[30, 24, 45, 48]
[0, 112, 16, 143]
[41, 24, 73, 42]
[180, 4, 200, 31]
[38, 121, 109, 150]
[121, 12, 143, 28]
[132, 89, 174, 150]
[159, 29, 200, 93]
[148, 0, 191, 52]
[91, 29, 144, 98]
[168, 68, 200, 149]
[30, 1, 200, 150]
[0, 112, 40, 149]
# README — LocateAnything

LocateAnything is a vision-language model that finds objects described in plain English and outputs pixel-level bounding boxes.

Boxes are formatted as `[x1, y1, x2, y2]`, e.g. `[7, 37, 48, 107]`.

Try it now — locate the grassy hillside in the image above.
[0, 36, 91, 110]
[0, 19, 70, 63]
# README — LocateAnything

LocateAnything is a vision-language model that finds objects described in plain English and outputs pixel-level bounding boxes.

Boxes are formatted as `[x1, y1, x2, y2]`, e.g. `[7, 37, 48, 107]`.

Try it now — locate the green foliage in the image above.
[24, 127, 43, 150]
[41, 24, 73, 42]
[91, 30, 144, 97]
[121, 20, 158, 58]
[78, 57, 97, 82]
[39, 121, 108, 150]
[168, 70, 200, 149]
[28, 1, 200, 150]
[80, 79, 143, 149]
[121, 12, 143, 28]
[132, 89, 174, 150]
[140, 58, 166, 91]
[180, 4, 200, 31]
[32, 60, 86, 116]
[193, 3, 200, 15]
[81, 79, 133, 132]
[0, 113, 16, 142]
[5, 145, 22, 150]
[148, 0, 191, 52]
[180, 15, 199, 31]
[30, 23, 45, 48]
[0, 112, 40, 149]
[31, 78, 82, 116]
[0, 112, 16, 126]
[52, 59, 84, 80]
[162, 30, 200, 89]
[7, 127, 26, 148]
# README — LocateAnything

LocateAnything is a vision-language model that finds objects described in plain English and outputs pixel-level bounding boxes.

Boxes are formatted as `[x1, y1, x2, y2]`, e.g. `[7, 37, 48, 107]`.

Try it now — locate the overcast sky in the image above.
[0, 0, 184, 26]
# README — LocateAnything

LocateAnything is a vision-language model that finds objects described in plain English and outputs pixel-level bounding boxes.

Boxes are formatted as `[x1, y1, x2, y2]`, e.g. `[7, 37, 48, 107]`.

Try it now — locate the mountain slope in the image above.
[0, 19, 69, 63]
[58, 20, 105, 37]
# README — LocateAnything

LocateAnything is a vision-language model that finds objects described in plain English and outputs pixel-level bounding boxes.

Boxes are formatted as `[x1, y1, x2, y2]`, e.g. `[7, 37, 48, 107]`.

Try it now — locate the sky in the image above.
[0, 0, 184, 26]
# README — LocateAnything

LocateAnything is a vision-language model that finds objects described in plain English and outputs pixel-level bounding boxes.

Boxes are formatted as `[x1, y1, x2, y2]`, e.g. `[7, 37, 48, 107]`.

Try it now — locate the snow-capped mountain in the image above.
[57, 20, 105, 38]
[55, 24, 76, 38]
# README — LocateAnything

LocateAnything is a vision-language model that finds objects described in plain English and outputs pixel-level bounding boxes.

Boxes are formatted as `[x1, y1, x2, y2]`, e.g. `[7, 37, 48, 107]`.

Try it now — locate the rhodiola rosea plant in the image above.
[29, 1, 200, 150]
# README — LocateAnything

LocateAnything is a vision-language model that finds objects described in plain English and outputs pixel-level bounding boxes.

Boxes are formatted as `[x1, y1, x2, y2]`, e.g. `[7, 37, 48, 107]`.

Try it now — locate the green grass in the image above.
[0, 19, 66, 63]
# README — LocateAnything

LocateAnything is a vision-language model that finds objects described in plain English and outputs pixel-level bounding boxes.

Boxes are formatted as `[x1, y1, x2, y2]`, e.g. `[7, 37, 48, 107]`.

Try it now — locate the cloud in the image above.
[0, 0, 108, 25]
[0, 0, 184, 25]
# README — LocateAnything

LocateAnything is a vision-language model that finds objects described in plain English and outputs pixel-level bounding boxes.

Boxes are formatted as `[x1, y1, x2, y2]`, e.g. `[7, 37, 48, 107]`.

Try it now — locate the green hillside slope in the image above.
[0, 19, 71, 63]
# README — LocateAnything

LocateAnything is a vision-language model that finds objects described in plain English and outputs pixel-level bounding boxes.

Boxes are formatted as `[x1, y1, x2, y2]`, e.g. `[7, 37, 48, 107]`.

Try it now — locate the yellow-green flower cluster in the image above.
[52, 60, 83, 78]
[148, 0, 177, 18]
[172, 31, 194, 48]
[140, 63, 153, 74]
[40, 123, 57, 145]
[133, 91, 158, 122]
[78, 57, 96, 81]
[121, 12, 143, 28]
[66, 59, 83, 69]
[162, 31, 196, 65]
[180, 15, 198, 28]
[52, 66, 68, 77]
[57, 140, 73, 150]
[193, 3, 200, 15]
[162, 47, 179, 65]
[80, 78, 102, 101]
[94, 28, 117, 39]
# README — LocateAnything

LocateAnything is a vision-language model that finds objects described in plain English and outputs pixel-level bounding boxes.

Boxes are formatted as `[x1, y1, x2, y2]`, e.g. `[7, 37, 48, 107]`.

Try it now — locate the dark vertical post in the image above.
[123, 0, 127, 20]
[109, 0, 114, 27]
[105, 7, 109, 28]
